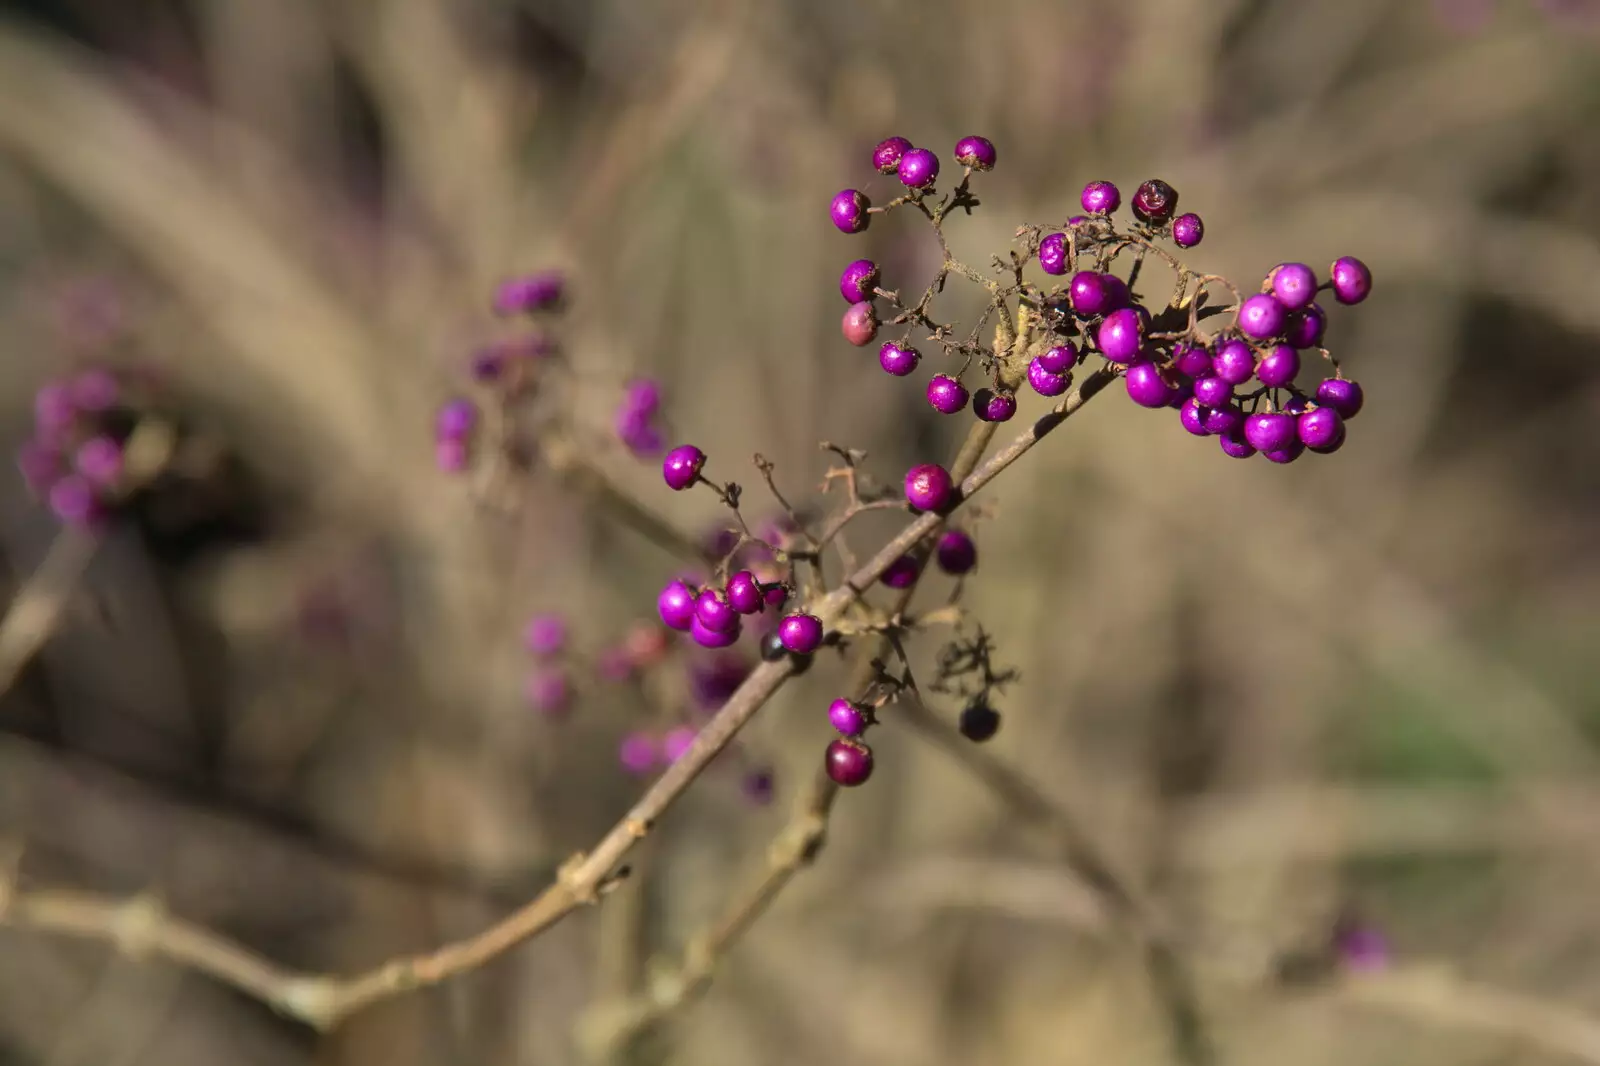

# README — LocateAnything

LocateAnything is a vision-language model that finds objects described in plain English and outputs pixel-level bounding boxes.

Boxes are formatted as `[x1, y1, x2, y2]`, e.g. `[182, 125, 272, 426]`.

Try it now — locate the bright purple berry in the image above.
[935, 529, 977, 574]
[825, 738, 874, 786]
[1080, 180, 1120, 214]
[1179, 398, 1211, 436]
[74, 435, 123, 489]
[842, 301, 878, 346]
[881, 554, 921, 589]
[1314, 378, 1365, 419]
[878, 341, 920, 376]
[1038, 232, 1070, 276]
[1329, 256, 1372, 305]
[1174, 343, 1212, 378]
[662, 726, 696, 763]
[694, 589, 739, 633]
[1211, 339, 1256, 385]
[1243, 411, 1297, 453]
[829, 698, 869, 737]
[1268, 263, 1318, 310]
[690, 615, 741, 648]
[1096, 307, 1144, 364]
[523, 614, 567, 657]
[1193, 376, 1233, 409]
[657, 579, 698, 631]
[1284, 303, 1328, 350]
[926, 375, 969, 415]
[47, 474, 100, 528]
[897, 148, 940, 188]
[662, 444, 706, 490]
[973, 388, 1017, 423]
[1171, 213, 1204, 248]
[1219, 432, 1257, 459]
[954, 135, 997, 170]
[1124, 362, 1174, 409]
[525, 669, 572, 716]
[1297, 407, 1345, 449]
[1067, 271, 1112, 316]
[1027, 358, 1071, 397]
[778, 613, 824, 655]
[68, 368, 119, 412]
[1263, 441, 1306, 464]
[1203, 404, 1245, 437]
[1037, 344, 1076, 374]
[1283, 394, 1311, 415]
[725, 570, 765, 614]
[619, 732, 659, 775]
[435, 397, 477, 441]
[1131, 179, 1179, 225]
[872, 136, 913, 174]
[1256, 344, 1301, 388]
[764, 583, 790, 609]
[830, 189, 871, 234]
[1237, 293, 1287, 340]
[905, 462, 956, 512]
[839, 259, 880, 303]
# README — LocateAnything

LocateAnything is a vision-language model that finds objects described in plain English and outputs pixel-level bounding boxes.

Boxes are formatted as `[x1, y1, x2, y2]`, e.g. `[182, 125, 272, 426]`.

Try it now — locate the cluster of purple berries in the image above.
[614, 378, 667, 458]
[15, 367, 131, 529]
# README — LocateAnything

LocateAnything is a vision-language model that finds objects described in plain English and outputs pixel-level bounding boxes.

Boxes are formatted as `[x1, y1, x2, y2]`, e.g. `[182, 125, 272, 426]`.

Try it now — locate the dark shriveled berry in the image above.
[1038, 232, 1070, 276]
[880, 553, 921, 588]
[1131, 179, 1179, 225]
[973, 388, 1018, 423]
[958, 700, 1001, 742]
[825, 738, 874, 786]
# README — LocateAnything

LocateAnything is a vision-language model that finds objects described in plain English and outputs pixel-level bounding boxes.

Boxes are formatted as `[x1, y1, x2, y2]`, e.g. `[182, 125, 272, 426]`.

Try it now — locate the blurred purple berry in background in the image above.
[74, 436, 123, 489]
[619, 731, 659, 775]
[494, 271, 564, 314]
[935, 530, 977, 574]
[523, 614, 567, 657]
[525, 670, 572, 716]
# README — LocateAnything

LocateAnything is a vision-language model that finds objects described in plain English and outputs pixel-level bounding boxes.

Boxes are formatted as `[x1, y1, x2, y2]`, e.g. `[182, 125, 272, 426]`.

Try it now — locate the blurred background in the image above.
[1, 0, 1599, 1063]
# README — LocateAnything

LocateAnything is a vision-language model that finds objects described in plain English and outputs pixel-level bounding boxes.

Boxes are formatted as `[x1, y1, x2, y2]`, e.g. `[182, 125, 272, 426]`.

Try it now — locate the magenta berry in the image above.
[839, 259, 880, 303]
[842, 301, 878, 346]
[1193, 376, 1233, 409]
[1067, 271, 1113, 316]
[926, 374, 969, 415]
[829, 699, 869, 737]
[935, 529, 977, 574]
[523, 614, 567, 657]
[1124, 362, 1174, 409]
[1315, 378, 1365, 419]
[1038, 343, 1076, 374]
[725, 570, 765, 614]
[1166, 374, 1194, 408]
[881, 553, 921, 588]
[1263, 441, 1306, 465]
[662, 444, 706, 490]
[973, 388, 1017, 423]
[1027, 357, 1071, 397]
[619, 732, 659, 775]
[1256, 344, 1301, 388]
[1297, 407, 1345, 449]
[1038, 232, 1070, 276]
[905, 462, 956, 512]
[1179, 397, 1211, 436]
[1307, 426, 1347, 454]
[958, 700, 1001, 742]
[694, 589, 739, 633]
[74, 435, 123, 489]
[1203, 404, 1245, 438]
[953, 135, 997, 170]
[1243, 411, 1297, 453]
[690, 616, 740, 648]
[878, 341, 920, 376]
[1268, 262, 1318, 310]
[435, 397, 477, 441]
[1131, 178, 1179, 225]
[830, 189, 871, 234]
[778, 613, 824, 655]
[1329, 256, 1372, 305]
[1211, 339, 1256, 385]
[1171, 213, 1204, 248]
[1080, 180, 1120, 215]
[872, 136, 913, 174]
[1174, 343, 1212, 378]
[897, 147, 940, 189]
[1096, 307, 1144, 364]
[1219, 432, 1257, 459]
[1237, 293, 1287, 340]
[1284, 304, 1328, 350]
[657, 579, 698, 631]
[525, 669, 572, 716]
[825, 738, 874, 786]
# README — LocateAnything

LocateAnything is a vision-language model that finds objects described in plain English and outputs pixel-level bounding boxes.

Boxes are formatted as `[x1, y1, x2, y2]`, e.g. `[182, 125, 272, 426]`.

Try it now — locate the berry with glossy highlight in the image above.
[1237, 293, 1287, 340]
[725, 570, 765, 615]
[839, 259, 880, 303]
[1131, 178, 1179, 225]
[825, 738, 874, 786]
[658, 579, 698, 631]
[1256, 344, 1301, 388]
[1096, 307, 1144, 364]
[878, 341, 920, 376]
[897, 148, 940, 189]
[1329, 256, 1372, 305]
[662, 444, 706, 490]
[1080, 180, 1120, 214]
[954, 135, 997, 170]
[973, 388, 1017, 423]
[1315, 378, 1365, 419]
[842, 301, 878, 346]
[905, 462, 956, 512]
[1038, 232, 1070, 276]
[872, 136, 913, 174]
[1028, 357, 1071, 397]
[778, 613, 824, 655]
[829, 699, 869, 736]
[1269, 263, 1318, 310]
[1171, 213, 1204, 248]
[831, 189, 871, 234]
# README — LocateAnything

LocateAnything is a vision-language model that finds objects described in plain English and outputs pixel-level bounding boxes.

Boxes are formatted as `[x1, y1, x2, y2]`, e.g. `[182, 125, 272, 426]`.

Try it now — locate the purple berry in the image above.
[525, 669, 572, 716]
[897, 148, 940, 189]
[764, 583, 790, 609]
[878, 341, 920, 376]
[616, 408, 665, 457]
[1237, 293, 1287, 340]
[926, 374, 969, 415]
[1124, 362, 1175, 409]
[690, 615, 741, 648]
[523, 614, 567, 657]
[829, 699, 869, 737]
[1096, 307, 1144, 364]
[1101, 274, 1132, 310]
[662, 444, 706, 490]
[694, 589, 739, 633]
[435, 397, 477, 441]
[1268, 263, 1318, 310]
[1307, 426, 1347, 454]
[1212, 339, 1256, 385]
[1283, 394, 1311, 415]
[1174, 343, 1212, 378]
[825, 738, 874, 786]
[905, 462, 956, 513]
[1262, 441, 1306, 464]
[973, 388, 1017, 423]
[619, 732, 659, 775]
[1080, 180, 1121, 215]
[1219, 432, 1257, 459]
[1203, 404, 1245, 437]
[1297, 407, 1345, 449]
[74, 435, 123, 489]
[47, 474, 101, 528]
[657, 579, 698, 631]
[1315, 378, 1365, 419]
[935, 529, 977, 574]
[1243, 411, 1297, 453]
[1256, 344, 1301, 388]
[1038, 232, 1070, 276]
[1193, 375, 1233, 409]
[493, 271, 564, 314]
[872, 136, 913, 174]
[725, 570, 765, 614]
[1179, 397, 1211, 436]
[1284, 303, 1328, 350]
[1027, 357, 1072, 397]
[830, 189, 871, 234]
[1171, 213, 1204, 248]
[881, 554, 921, 588]
[839, 259, 880, 303]
[1131, 179, 1179, 225]
[954, 135, 997, 170]
[842, 301, 879, 347]
[958, 700, 1001, 742]
[1038, 344, 1077, 374]
[622, 378, 663, 417]
[662, 726, 696, 763]
[778, 613, 824, 655]
[1067, 271, 1112, 316]
[1329, 256, 1372, 305]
